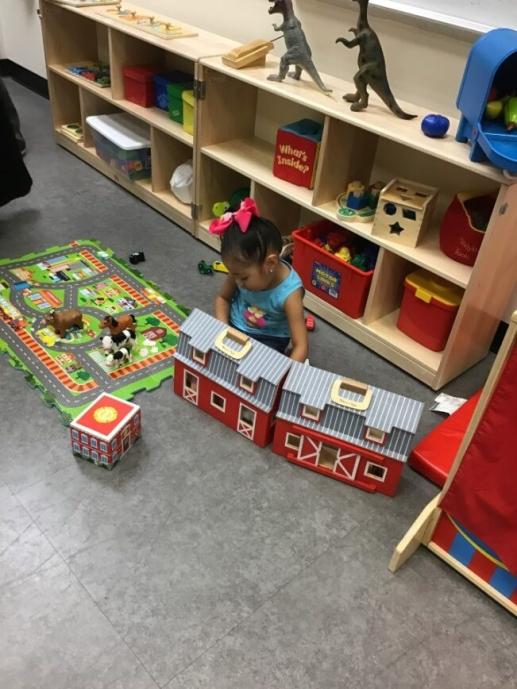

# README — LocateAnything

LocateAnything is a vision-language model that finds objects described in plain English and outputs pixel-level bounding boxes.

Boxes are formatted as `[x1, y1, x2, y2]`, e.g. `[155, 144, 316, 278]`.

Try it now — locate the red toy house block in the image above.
[273, 119, 323, 189]
[273, 361, 424, 497]
[174, 309, 292, 448]
[70, 393, 141, 469]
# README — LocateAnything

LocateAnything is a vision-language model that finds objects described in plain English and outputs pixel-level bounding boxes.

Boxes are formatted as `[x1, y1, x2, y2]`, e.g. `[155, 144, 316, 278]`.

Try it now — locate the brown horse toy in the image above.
[101, 313, 136, 336]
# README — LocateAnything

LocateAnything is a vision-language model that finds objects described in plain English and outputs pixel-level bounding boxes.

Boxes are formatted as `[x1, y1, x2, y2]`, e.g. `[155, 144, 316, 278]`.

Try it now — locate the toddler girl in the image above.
[211, 198, 308, 362]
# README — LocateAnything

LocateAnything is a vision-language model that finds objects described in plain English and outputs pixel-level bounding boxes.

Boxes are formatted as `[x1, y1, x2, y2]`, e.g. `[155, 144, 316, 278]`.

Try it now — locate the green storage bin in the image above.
[167, 81, 194, 124]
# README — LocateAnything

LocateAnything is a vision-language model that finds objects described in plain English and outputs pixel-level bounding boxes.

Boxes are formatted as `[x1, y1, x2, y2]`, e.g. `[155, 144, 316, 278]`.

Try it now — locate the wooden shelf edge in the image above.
[196, 221, 221, 251]
[303, 292, 440, 387]
[55, 132, 194, 234]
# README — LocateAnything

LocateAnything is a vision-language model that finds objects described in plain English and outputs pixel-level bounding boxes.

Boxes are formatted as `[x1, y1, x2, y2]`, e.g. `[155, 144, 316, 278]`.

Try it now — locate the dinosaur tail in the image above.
[374, 83, 416, 120]
[305, 61, 332, 94]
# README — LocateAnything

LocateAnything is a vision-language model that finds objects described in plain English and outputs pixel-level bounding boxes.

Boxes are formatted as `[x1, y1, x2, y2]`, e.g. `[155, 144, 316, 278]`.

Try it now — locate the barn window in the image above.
[285, 433, 301, 450]
[211, 392, 226, 412]
[302, 404, 321, 422]
[365, 427, 386, 444]
[365, 462, 387, 482]
[239, 376, 255, 393]
[192, 347, 207, 365]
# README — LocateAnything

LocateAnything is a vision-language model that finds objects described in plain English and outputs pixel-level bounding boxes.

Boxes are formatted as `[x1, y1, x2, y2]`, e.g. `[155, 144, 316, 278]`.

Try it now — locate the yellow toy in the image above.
[336, 246, 351, 262]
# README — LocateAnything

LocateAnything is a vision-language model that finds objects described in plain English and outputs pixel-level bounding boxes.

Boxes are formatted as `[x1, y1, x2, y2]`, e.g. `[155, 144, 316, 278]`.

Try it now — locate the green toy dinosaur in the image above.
[336, 0, 415, 119]
[267, 0, 332, 94]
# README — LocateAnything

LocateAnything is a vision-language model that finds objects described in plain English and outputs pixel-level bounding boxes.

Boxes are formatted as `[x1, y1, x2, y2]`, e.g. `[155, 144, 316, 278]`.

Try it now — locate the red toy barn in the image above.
[70, 392, 141, 469]
[174, 309, 292, 447]
[273, 361, 424, 496]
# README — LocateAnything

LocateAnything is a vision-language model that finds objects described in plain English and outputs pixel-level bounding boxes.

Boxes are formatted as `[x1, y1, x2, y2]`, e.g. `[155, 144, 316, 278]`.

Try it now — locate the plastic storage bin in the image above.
[153, 70, 192, 111]
[86, 113, 151, 181]
[397, 269, 463, 351]
[182, 90, 195, 134]
[123, 66, 157, 107]
[167, 81, 194, 124]
[292, 220, 375, 319]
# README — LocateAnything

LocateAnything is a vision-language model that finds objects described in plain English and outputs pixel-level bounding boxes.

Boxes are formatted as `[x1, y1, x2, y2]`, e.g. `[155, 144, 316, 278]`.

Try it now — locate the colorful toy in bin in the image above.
[372, 178, 438, 247]
[439, 191, 496, 266]
[292, 220, 376, 319]
[456, 28, 517, 173]
[123, 66, 158, 107]
[273, 119, 323, 189]
[336, 180, 384, 222]
[70, 392, 141, 469]
[397, 269, 464, 352]
[66, 62, 110, 88]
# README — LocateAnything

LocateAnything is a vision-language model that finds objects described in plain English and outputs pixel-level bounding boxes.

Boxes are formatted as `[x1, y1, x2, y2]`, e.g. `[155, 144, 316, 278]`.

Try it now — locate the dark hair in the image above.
[221, 216, 283, 264]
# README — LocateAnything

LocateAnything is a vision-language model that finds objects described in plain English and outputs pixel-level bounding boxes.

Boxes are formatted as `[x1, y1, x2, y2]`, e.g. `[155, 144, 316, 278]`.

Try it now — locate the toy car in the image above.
[129, 251, 145, 264]
[211, 260, 228, 274]
[305, 315, 316, 331]
[197, 260, 213, 275]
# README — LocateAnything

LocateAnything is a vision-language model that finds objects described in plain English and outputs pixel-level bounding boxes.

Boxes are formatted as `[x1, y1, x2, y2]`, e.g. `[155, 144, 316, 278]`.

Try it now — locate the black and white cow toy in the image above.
[101, 328, 136, 367]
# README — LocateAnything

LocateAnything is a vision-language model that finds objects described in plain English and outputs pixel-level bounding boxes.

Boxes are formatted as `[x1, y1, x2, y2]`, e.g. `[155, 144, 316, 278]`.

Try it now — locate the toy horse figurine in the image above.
[336, 0, 415, 119]
[267, 0, 332, 94]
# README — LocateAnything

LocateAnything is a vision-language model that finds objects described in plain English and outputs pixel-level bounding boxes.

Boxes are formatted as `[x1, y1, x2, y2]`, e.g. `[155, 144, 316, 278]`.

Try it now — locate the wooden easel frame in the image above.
[389, 311, 517, 616]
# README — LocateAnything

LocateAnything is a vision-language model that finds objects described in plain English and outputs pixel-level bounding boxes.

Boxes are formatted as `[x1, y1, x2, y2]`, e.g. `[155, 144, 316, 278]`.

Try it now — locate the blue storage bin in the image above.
[153, 70, 193, 111]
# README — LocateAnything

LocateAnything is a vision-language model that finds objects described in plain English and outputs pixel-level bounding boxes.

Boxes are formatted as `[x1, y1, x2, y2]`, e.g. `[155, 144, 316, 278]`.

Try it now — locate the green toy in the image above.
[197, 260, 214, 275]
[504, 97, 517, 131]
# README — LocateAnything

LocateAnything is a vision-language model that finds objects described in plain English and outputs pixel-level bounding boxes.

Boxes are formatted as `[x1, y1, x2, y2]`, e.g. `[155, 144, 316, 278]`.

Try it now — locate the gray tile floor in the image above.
[0, 79, 515, 689]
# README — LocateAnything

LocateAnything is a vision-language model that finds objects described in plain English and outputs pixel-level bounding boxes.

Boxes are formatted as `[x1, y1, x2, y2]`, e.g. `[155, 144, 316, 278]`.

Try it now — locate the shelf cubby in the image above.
[150, 127, 193, 229]
[79, 88, 120, 148]
[250, 182, 302, 236]
[196, 154, 251, 250]
[48, 72, 81, 131]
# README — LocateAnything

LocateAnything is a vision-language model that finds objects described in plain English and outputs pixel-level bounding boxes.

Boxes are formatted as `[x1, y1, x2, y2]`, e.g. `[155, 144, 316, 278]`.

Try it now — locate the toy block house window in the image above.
[239, 375, 256, 394]
[302, 404, 321, 422]
[285, 433, 301, 451]
[192, 347, 207, 365]
[211, 391, 227, 412]
[365, 462, 387, 482]
[90, 437, 98, 449]
[365, 427, 386, 444]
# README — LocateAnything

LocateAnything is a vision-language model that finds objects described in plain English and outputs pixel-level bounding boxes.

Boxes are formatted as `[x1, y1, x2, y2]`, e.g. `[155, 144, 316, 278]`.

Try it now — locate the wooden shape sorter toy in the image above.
[99, 5, 198, 40]
[70, 392, 141, 469]
[0, 240, 187, 423]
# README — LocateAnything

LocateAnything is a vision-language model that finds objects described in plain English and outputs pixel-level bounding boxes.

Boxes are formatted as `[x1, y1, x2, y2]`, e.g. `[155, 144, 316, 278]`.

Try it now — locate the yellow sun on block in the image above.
[93, 406, 119, 424]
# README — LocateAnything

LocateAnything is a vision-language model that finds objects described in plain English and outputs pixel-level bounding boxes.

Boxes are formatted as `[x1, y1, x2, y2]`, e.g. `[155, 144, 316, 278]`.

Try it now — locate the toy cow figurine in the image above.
[101, 313, 136, 336]
[44, 308, 84, 338]
[101, 328, 136, 367]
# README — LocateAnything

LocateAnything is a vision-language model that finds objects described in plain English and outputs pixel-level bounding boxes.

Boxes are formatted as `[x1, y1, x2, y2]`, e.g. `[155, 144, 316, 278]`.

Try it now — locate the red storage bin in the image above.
[292, 221, 375, 319]
[439, 191, 495, 266]
[123, 66, 157, 107]
[397, 269, 464, 352]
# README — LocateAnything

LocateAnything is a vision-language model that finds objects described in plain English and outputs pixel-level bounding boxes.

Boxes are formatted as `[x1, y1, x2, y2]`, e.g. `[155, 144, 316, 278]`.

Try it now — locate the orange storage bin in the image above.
[397, 270, 463, 351]
[292, 220, 375, 319]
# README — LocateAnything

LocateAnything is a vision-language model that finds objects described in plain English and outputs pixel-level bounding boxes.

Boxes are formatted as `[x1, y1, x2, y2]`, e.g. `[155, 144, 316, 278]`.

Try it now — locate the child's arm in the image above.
[214, 276, 237, 324]
[285, 289, 308, 362]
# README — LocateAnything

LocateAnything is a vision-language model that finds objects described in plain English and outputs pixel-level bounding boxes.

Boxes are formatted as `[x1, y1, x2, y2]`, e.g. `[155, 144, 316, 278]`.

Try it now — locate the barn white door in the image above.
[237, 404, 256, 440]
[336, 451, 361, 481]
[183, 370, 199, 405]
[298, 435, 320, 464]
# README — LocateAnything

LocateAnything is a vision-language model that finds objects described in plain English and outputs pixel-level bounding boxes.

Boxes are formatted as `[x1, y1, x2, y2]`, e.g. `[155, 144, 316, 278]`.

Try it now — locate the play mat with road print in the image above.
[0, 240, 188, 423]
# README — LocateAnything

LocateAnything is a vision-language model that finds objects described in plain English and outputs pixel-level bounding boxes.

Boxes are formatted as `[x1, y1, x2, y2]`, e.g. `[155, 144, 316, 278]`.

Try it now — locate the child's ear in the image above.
[264, 253, 279, 272]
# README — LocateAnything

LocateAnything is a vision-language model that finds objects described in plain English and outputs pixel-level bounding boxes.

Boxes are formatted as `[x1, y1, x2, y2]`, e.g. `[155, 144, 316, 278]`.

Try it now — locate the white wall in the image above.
[0, 0, 46, 77]
[0, 11, 5, 59]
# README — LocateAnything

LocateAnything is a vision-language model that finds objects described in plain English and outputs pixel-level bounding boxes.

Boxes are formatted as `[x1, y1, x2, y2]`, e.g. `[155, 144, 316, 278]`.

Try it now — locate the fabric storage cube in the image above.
[273, 119, 323, 189]
[182, 90, 195, 134]
[123, 66, 157, 107]
[167, 81, 194, 123]
[154, 70, 193, 111]
[292, 220, 375, 319]
[86, 113, 151, 181]
[397, 269, 464, 351]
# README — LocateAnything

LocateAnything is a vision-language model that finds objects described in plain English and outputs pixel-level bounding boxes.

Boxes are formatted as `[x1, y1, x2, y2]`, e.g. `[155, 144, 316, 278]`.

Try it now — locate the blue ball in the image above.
[421, 114, 450, 138]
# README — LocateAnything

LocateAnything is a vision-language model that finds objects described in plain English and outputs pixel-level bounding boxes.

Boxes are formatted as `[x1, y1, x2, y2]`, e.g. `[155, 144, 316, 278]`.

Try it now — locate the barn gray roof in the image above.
[175, 309, 292, 412]
[281, 361, 423, 434]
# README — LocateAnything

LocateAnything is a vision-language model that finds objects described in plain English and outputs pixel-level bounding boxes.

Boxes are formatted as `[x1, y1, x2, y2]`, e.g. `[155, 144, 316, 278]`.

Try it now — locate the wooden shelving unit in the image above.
[41, 0, 517, 389]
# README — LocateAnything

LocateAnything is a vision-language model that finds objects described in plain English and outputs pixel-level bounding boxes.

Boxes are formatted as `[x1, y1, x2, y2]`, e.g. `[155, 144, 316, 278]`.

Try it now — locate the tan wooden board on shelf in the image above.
[43, 1, 238, 60]
[200, 56, 507, 185]
[96, 7, 198, 40]
[50, 0, 118, 6]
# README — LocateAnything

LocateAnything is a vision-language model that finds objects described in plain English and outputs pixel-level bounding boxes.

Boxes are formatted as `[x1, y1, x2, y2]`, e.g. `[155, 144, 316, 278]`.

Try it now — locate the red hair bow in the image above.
[209, 197, 259, 236]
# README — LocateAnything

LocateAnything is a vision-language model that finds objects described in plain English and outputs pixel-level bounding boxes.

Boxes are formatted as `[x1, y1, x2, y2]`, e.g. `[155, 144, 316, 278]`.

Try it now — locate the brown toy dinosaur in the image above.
[336, 0, 416, 120]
